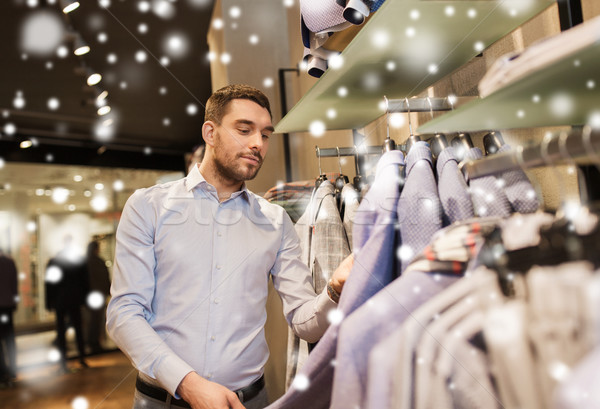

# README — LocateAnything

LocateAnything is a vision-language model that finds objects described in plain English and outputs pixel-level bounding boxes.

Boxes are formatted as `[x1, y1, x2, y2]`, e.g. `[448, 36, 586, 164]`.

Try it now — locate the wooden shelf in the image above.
[275, 0, 555, 134]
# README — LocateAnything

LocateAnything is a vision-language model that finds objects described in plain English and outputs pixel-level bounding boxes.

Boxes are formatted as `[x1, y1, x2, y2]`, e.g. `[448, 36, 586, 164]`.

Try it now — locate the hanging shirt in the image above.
[333, 217, 493, 409]
[436, 146, 474, 225]
[397, 141, 443, 274]
[341, 183, 360, 251]
[364, 219, 502, 409]
[554, 345, 600, 409]
[497, 144, 539, 213]
[464, 147, 512, 218]
[330, 268, 461, 409]
[107, 166, 336, 397]
[266, 150, 404, 409]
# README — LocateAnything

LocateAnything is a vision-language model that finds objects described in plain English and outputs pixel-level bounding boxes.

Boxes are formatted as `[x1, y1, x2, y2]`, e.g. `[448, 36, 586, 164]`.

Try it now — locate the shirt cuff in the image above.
[155, 357, 196, 398]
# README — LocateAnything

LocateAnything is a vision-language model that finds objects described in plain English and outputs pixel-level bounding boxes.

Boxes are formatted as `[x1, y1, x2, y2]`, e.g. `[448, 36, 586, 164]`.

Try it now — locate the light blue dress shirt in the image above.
[106, 166, 335, 397]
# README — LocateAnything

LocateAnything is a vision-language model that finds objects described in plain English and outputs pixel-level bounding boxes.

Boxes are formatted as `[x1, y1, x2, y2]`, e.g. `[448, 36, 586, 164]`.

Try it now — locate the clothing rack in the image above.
[460, 127, 600, 179]
[386, 97, 476, 113]
[315, 146, 384, 158]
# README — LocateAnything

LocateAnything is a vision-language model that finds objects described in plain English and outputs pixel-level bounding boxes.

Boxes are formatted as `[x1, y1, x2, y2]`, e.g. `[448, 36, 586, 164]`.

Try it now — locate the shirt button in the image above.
[216, 265, 222, 270]
[217, 231, 222, 237]
[206, 373, 213, 379]
[214, 298, 220, 304]
[211, 336, 216, 341]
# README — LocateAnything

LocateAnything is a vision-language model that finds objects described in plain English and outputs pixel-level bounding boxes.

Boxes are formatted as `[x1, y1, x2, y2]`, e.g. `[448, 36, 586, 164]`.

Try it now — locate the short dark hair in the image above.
[204, 84, 271, 124]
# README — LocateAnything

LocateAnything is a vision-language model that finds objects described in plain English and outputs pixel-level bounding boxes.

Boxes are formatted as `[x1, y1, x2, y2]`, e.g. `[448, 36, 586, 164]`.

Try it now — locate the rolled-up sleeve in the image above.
[270, 215, 337, 343]
[106, 189, 194, 396]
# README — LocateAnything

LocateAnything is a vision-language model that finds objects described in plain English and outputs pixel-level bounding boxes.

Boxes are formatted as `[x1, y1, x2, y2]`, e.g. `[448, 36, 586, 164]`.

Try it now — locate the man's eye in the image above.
[262, 134, 270, 139]
[238, 128, 250, 134]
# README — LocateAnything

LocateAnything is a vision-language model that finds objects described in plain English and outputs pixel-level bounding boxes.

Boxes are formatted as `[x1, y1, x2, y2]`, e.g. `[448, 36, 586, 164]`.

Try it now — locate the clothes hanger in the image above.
[334, 146, 350, 214]
[334, 146, 349, 191]
[450, 133, 474, 161]
[382, 95, 397, 152]
[315, 146, 328, 189]
[430, 134, 449, 161]
[424, 97, 449, 160]
[483, 131, 505, 155]
[403, 97, 421, 154]
[352, 144, 364, 192]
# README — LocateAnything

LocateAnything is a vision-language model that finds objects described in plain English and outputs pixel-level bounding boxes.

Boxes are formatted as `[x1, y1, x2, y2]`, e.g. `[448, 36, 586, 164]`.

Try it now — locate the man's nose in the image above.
[248, 130, 264, 150]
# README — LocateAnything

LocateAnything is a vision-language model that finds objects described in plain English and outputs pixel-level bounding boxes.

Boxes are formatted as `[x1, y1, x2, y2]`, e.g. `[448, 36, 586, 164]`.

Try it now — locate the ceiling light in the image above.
[96, 89, 108, 101]
[73, 35, 90, 56]
[113, 180, 124, 192]
[51, 187, 69, 204]
[20, 140, 33, 149]
[90, 196, 108, 212]
[61, 0, 80, 13]
[95, 97, 107, 108]
[97, 106, 111, 116]
[87, 71, 102, 86]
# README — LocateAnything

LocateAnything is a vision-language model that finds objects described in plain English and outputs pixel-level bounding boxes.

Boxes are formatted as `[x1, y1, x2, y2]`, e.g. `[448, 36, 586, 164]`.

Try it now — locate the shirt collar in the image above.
[185, 164, 253, 205]
[405, 141, 433, 176]
[375, 150, 405, 177]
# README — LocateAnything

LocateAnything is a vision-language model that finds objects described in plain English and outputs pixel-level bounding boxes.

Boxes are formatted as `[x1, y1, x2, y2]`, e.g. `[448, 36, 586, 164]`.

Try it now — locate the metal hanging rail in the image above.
[386, 97, 476, 113]
[460, 127, 600, 180]
[315, 146, 384, 158]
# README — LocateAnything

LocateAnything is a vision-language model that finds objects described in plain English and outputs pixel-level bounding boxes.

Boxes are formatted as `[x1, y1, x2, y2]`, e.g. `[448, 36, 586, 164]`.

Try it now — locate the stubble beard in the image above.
[213, 133, 263, 183]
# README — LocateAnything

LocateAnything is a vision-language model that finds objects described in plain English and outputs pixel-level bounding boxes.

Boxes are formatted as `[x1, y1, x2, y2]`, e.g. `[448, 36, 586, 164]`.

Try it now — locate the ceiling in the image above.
[0, 0, 215, 171]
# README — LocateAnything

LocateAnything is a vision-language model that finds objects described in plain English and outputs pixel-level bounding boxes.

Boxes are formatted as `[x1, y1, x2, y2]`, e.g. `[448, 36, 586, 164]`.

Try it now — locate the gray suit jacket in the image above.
[286, 181, 350, 389]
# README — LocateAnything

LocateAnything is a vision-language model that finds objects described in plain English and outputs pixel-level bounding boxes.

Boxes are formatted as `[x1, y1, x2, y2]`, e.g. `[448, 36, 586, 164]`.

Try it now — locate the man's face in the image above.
[211, 99, 273, 183]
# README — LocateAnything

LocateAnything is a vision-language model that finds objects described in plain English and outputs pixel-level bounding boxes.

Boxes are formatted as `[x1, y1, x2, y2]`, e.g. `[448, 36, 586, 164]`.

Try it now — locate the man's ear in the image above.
[202, 121, 216, 146]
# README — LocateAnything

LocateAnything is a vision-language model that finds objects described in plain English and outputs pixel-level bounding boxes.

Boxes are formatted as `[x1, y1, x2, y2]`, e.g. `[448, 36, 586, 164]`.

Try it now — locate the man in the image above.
[107, 84, 352, 409]
[0, 249, 18, 385]
[45, 236, 89, 372]
[85, 240, 111, 354]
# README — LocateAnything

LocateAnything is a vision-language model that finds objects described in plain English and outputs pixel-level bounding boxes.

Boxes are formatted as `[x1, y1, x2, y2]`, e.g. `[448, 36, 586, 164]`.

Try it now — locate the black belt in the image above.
[135, 374, 265, 407]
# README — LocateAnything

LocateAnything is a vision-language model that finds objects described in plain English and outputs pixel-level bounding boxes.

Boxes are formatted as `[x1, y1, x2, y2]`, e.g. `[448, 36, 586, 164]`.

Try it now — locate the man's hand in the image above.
[330, 253, 354, 295]
[176, 372, 245, 409]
